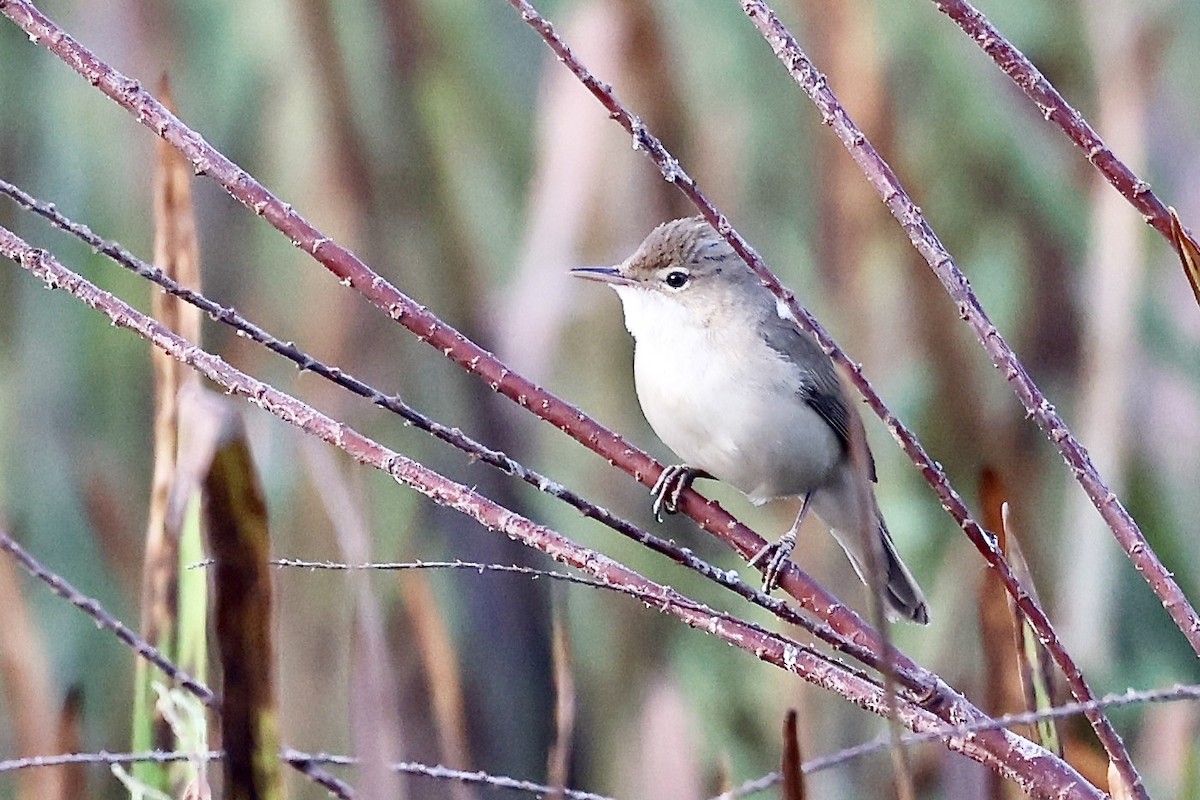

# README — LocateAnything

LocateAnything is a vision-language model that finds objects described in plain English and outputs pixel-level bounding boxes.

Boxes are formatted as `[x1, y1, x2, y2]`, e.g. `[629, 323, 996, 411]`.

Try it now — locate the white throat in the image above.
[611, 284, 706, 344]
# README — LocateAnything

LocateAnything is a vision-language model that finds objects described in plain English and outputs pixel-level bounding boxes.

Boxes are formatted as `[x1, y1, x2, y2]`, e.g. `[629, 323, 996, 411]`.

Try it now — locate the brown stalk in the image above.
[202, 411, 283, 800]
[1170, 208, 1200, 308]
[136, 75, 205, 763]
[977, 470, 1030, 800]
[780, 710, 806, 800]
[0, 225, 1105, 800]
[0, 552, 59, 800]
[546, 610, 576, 798]
[1000, 505, 1061, 760]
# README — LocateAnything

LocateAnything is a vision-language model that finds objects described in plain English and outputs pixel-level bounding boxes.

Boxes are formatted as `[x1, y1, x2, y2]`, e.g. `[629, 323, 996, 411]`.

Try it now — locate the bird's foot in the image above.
[650, 465, 708, 522]
[748, 530, 798, 593]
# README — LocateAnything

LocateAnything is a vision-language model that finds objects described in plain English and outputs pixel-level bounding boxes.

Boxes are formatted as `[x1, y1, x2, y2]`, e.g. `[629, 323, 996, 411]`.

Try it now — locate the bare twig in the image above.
[0, 750, 619, 800]
[0, 178, 926, 693]
[0, 225, 1107, 798]
[928, 0, 1182, 242]
[732, 0, 1199, 655]
[727, 4, 1159, 794]
[0, 0, 907, 671]
[0, 526, 215, 706]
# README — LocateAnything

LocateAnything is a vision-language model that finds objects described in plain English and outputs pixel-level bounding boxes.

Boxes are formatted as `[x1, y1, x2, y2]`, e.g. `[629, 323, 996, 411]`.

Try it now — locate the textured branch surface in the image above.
[0, 224, 1104, 799]
[499, 0, 1149, 790]
[931, 0, 1179, 241]
[0, 0, 905, 669]
[736, 0, 1200, 655]
[730, 4, 1171, 794]
[0, 177, 919, 693]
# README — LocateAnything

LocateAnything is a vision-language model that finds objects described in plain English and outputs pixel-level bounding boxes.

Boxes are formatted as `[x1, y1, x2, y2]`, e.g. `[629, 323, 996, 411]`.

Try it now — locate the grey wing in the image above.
[758, 312, 878, 482]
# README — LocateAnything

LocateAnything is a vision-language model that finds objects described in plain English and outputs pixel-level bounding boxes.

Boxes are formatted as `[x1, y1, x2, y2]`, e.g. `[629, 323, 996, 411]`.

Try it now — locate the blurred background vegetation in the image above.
[2, 0, 1200, 797]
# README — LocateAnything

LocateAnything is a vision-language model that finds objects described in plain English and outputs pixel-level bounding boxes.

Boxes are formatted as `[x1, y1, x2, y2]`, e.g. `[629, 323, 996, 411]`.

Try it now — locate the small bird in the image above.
[571, 217, 929, 624]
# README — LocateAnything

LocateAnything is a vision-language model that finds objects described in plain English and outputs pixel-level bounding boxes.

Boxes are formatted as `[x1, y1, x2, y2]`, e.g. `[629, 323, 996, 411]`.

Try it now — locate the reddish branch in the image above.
[502, 0, 1150, 790]
[0, 0, 909, 677]
[738, 3, 1161, 794]
[736, 1, 1200, 671]
[0, 226, 1107, 799]
[930, 0, 1181, 242]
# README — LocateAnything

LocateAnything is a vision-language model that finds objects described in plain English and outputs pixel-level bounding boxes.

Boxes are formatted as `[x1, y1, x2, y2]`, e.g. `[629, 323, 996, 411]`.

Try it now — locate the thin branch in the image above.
[0, 178, 926, 694]
[733, 0, 1199, 652]
[0, 228, 997, 772]
[0, 0, 911, 675]
[0, 526, 355, 799]
[204, 558, 875, 684]
[306, 755, 619, 800]
[0, 750, 619, 800]
[717, 681, 1200, 798]
[0, 751, 211, 772]
[0, 526, 215, 706]
[929, 0, 1186, 244]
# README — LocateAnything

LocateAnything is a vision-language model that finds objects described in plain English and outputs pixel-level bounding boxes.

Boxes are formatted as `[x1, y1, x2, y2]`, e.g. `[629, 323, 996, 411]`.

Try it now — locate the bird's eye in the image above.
[664, 270, 689, 289]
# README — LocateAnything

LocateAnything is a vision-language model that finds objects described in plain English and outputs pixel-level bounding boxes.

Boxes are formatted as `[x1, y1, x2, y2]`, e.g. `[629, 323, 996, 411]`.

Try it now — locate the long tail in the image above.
[833, 517, 929, 625]
[810, 468, 930, 625]
[875, 520, 929, 625]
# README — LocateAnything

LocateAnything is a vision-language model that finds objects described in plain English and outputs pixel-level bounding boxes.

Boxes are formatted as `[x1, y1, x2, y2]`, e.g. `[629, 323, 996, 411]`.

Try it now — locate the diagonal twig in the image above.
[0, 224, 1104, 799]
[0, 177, 929, 694]
[737, 0, 1200, 658]
[0, 526, 215, 706]
[0, 0, 906, 669]
[929, 0, 1187, 244]
[0, 526, 355, 799]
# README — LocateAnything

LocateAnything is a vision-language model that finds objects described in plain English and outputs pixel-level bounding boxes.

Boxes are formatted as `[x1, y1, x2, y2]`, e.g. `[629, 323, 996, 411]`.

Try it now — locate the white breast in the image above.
[613, 285, 840, 503]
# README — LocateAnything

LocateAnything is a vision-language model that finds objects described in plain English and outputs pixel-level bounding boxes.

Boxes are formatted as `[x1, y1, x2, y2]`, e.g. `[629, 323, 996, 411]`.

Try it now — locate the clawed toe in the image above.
[748, 531, 797, 593]
[650, 465, 706, 522]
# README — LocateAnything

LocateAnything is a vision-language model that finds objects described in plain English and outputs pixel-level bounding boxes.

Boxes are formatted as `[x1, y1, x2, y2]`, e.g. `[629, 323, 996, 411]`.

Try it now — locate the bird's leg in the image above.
[650, 465, 711, 522]
[748, 493, 813, 592]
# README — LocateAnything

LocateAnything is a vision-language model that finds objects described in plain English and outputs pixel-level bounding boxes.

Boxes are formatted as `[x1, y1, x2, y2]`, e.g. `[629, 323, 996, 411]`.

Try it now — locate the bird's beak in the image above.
[568, 266, 634, 286]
